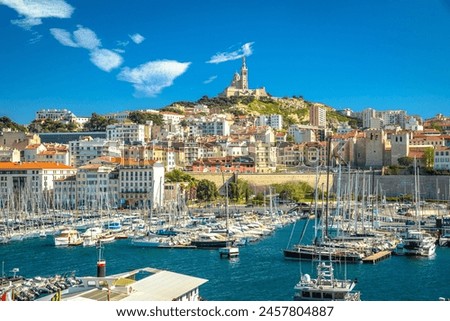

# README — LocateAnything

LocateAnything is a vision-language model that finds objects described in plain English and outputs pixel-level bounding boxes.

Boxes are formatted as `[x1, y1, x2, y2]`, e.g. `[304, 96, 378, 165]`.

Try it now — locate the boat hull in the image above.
[283, 247, 363, 263]
[191, 240, 233, 249]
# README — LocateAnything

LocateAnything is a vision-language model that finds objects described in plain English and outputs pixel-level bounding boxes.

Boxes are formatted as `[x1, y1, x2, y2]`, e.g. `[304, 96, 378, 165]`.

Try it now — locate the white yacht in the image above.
[293, 261, 360, 301]
[81, 227, 103, 247]
[394, 229, 437, 256]
[54, 229, 82, 246]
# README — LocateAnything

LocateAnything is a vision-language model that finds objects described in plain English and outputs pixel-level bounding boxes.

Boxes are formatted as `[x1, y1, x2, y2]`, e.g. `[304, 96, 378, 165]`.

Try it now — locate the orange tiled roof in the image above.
[25, 144, 42, 150]
[0, 162, 75, 170]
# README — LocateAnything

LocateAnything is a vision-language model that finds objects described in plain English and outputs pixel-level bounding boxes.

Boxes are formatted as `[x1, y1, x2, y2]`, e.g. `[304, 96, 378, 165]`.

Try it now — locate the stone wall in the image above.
[190, 172, 330, 191]
[189, 172, 450, 201]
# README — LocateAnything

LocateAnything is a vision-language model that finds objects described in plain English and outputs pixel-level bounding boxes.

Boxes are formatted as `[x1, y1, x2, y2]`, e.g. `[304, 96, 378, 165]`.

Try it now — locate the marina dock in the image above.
[362, 250, 392, 264]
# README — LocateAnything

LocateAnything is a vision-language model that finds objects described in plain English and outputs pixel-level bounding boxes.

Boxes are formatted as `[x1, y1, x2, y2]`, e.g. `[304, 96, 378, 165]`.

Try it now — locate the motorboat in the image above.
[190, 233, 233, 249]
[54, 229, 82, 246]
[219, 245, 239, 258]
[293, 261, 360, 301]
[394, 229, 436, 257]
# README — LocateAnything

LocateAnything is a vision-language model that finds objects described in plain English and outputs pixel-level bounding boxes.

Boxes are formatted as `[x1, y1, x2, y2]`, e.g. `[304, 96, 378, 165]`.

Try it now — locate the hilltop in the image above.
[165, 95, 360, 130]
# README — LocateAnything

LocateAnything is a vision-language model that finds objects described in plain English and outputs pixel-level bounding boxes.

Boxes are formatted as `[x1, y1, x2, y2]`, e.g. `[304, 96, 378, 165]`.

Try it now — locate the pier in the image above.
[362, 250, 392, 264]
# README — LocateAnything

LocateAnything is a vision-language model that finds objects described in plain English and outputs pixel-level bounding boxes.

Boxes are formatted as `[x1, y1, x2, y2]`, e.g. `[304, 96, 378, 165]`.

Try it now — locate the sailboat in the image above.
[283, 165, 365, 263]
[394, 158, 437, 257]
[218, 173, 239, 257]
[130, 203, 172, 248]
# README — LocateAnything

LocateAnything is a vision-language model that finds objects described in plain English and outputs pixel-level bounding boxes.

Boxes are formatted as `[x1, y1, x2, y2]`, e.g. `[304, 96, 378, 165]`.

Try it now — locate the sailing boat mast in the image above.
[324, 135, 332, 240]
[313, 166, 320, 245]
[414, 157, 421, 231]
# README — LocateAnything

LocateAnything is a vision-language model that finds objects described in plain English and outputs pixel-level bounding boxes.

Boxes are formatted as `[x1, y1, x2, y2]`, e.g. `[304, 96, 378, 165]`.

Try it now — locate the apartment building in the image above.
[248, 141, 277, 173]
[106, 123, 146, 144]
[434, 146, 450, 171]
[119, 160, 165, 209]
[0, 162, 77, 210]
[35, 109, 76, 122]
[309, 104, 327, 127]
[69, 136, 121, 167]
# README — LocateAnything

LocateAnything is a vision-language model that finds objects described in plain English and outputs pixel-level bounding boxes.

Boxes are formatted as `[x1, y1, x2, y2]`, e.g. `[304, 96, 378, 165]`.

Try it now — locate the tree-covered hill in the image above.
[166, 95, 358, 130]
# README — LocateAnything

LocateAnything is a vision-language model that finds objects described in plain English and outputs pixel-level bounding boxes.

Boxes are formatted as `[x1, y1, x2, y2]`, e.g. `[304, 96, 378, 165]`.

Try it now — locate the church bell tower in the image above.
[240, 56, 248, 90]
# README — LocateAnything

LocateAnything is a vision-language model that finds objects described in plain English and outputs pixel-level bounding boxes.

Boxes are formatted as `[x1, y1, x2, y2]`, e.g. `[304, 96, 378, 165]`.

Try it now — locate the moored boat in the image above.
[219, 245, 239, 258]
[293, 261, 360, 301]
[190, 233, 233, 249]
[394, 229, 436, 256]
[53, 229, 82, 247]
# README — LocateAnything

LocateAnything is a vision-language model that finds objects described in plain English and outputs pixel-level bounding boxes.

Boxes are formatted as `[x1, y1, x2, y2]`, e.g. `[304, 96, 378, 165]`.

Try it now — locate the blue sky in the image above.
[1, 0, 450, 125]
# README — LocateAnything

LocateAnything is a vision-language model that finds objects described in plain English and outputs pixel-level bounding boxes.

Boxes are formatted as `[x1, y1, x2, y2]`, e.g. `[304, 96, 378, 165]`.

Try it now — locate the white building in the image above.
[361, 108, 408, 129]
[434, 146, 450, 171]
[0, 162, 77, 210]
[0, 147, 20, 162]
[336, 122, 353, 134]
[106, 123, 146, 144]
[288, 125, 317, 143]
[119, 161, 165, 209]
[186, 116, 230, 136]
[199, 118, 230, 136]
[69, 137, 122, 167]
[404, 116, 424, 131]
[103, 111, 130, 123]
[35, 109, 76, 122]
[160, 112, 184, 125]
[256, 114, 283, 130]
[73, 164, 119, 210]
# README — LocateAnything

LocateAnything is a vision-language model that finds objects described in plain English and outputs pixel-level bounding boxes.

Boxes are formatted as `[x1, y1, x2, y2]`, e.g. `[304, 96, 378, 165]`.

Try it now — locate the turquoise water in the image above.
[1, 221, 449, 301]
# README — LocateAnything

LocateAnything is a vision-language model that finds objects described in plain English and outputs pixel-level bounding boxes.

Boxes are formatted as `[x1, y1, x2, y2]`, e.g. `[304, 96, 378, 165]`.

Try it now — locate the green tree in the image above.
[83, 113, 117, 131]
[27, 119, 78, 133]
[165, 169, 195, 183]
[423, 147, 434, 169]
[128, 111, 164, 126]
[0, 116, 27, 132]
[398, 156, 414, 167]
[228, 178, 252, 203]
[252, 192, 266, 205]
[272, 181, 315, 202]
[196, 179, 219, 202]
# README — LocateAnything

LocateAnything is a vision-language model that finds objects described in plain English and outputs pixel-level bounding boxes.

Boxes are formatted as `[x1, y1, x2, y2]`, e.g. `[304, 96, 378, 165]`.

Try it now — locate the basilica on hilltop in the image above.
[220, 57, 268, 98]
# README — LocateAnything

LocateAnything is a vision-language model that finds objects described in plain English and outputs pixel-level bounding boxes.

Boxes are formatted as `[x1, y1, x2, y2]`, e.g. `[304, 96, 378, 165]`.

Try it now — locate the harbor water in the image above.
[1, 220, 449, 301]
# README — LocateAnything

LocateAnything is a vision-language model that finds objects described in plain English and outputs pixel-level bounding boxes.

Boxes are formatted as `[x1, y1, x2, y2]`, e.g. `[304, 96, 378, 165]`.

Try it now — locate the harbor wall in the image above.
[190, 172, 450, 201]
[190, 172, 329, 192]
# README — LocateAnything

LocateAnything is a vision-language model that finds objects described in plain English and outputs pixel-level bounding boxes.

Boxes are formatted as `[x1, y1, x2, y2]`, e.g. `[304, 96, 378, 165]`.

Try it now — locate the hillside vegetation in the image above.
[168, 95, 358, 130]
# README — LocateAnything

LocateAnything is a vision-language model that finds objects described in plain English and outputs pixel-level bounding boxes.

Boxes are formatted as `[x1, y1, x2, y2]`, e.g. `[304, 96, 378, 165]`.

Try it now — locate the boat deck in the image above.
[362, 250, 391, 264]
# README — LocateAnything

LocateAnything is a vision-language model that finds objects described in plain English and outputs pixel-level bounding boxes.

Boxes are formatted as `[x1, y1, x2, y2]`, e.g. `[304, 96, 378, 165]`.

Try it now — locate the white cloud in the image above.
[28, 31, 42, 44]
[50, 26, 101, 49]
[73, 26, 101, 50]
[129, 33, 145, 44]
[90, 48, 123, 72]
[50, 28, 78, 47]
[203, 75, 217, 84]
[50, 25, 123, 72]
[0, 0, 74, 29]
[118, 60, 191, 97]
[116, 40, 129, 47]
[11, 17, 41, 29]
[207, 42, 254, 64]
